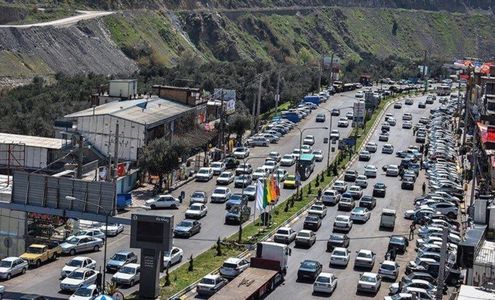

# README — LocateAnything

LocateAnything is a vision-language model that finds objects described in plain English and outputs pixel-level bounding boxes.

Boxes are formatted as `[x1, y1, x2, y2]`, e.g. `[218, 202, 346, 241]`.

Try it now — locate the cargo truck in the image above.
[210, 242, 291, 300]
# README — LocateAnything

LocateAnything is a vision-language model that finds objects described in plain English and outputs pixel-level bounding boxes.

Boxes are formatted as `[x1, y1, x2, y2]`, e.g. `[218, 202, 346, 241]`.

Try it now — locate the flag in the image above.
[268, 176, 280, 204]
[263, 177, 271, 205]
[256, 179, 267, 211]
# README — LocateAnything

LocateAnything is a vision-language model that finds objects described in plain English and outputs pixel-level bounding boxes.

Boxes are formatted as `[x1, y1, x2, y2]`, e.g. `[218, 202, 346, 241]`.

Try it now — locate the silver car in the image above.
[0, 257, 28, 280]
[60, 236, 104, 255]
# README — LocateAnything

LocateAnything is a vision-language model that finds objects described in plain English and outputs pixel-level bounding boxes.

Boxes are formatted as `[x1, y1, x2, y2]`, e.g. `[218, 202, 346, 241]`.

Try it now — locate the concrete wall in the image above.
[116, 169, 139, 194]
[109, 80, 137, 99]
[0, 208, 26, 259]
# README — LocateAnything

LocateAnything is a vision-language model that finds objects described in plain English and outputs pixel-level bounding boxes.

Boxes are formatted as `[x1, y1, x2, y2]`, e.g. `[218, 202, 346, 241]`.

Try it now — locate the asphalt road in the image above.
[2, 88, 369, 298]
[263, 94, 440, 300]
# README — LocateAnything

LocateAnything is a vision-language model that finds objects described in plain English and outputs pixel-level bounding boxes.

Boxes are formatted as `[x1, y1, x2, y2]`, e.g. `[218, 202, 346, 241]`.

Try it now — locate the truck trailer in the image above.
[210, 242, 291, 300]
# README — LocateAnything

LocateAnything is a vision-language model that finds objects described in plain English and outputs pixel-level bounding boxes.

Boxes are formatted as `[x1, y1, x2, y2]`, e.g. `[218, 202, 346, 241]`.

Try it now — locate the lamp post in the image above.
[65, 196, 113, 293]
[294, 126, 328, 199]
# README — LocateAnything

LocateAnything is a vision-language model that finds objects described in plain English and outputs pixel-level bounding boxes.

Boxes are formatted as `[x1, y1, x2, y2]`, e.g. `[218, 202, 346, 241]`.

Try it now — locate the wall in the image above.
[109, 80, 137, 99]
[116, 169, 139, 194]
[0, 208, 26, 259]
[0, 143, 49, 169]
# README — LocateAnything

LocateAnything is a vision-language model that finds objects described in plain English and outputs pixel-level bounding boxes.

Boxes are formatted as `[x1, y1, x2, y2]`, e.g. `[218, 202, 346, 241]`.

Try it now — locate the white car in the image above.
[346, 112, 354, 119]
[354, 249, 376, 269]
[233, 147, 250, 159]
[196, 274, 228, 296]
[291, 149, 301, 159]
[195, 167, 214, 182]
[210, 162, 226, 175]
[219, 257, 250, 279]
[67, 229, 106, 241]
[382, 144, 394, 154]
[364, 165, 377, 178]
[0, 257, 28, 280]
[216, 171, 235, 185]
[112, 263, 140, 287]
[357, 272, 381, 293]
[273, 226, 297, 244]
[312, 150, 324, 162]
[403, 121, 413, 129]
[348, 185, 363, 200]
[70, 284, 100, 300]
[99, 223, 124, 237]
[280, 154, 295, 166]
[333, 215, 353, 232]
[163, 247, 183, 268]
[332, 180, 347, 193]
[262, 160, 278, 173]
[350, 207, 371, 223]
[268, 151, 281, 162]
[330, 247, 350, 266]
[61, 257, 96, 279]
[330, 130, 340, 140]
[402, 113, 412, 120]
[211, 187, 232, 203]
[313, 273, 338, 294]
[275, 168, 288, 182]
[252, 167, 267, 180]
[185, 203, 208, 219]
[146, 195, 181, 209]
[386, 165, 399, 176]
[322, 189, 341, 205]
[303, 135, 315, 145]
[308, 204, 327, 218]
[378, 260, 400, 280]
[355, 175, 368, 188]
[60, 268, 98, 292]
[337, 118, 349, 127]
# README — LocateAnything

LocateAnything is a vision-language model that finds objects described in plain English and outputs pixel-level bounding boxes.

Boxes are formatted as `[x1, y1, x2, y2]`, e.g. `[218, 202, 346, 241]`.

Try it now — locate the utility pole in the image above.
[329, 53, 335, 88]
[435, 227, 449, 300]
[107, 132, 112, 182]
[251, 93, 256, 132]
[76, 134, 84, 179]
[317, 55, 323, 93]
[255, 75, 262, 132]
[423, 50, 428, 94]
[219, 89, 225, 150]
[113, 122, 119, 180]
[275, 72, 281, 116]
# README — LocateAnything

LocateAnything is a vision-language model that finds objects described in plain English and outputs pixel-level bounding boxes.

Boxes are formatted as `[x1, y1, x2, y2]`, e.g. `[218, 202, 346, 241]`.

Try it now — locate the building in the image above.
[457, 284, 495, 300]
[64, 97, 199, 161]
[0, 133, 69, 171]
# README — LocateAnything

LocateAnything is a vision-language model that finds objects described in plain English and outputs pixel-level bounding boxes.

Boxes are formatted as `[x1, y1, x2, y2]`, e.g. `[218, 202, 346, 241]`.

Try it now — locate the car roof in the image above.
[224, 257, 243, 264]
[3, 257, 21, 262]
[122, 263, 140, 268]
[381, 260, 397, 266]
[362, 272, 378, 278]
[71, 256, 92, 261]
[204, 274, 221, 279]
[317, 272, 334, 278]
[298, 229, 313, 234]
[116, 250, 134, 255]
[358, 249, 373, 254]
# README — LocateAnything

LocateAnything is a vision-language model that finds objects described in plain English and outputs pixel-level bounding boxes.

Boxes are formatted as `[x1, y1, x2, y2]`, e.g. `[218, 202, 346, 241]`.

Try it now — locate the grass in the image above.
[0, 3, 76, 25]
[261, 101, 291, 120]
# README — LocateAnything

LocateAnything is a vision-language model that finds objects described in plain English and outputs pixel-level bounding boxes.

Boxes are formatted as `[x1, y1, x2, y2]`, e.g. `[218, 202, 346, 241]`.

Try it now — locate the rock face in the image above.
[0, 18, 137, 76]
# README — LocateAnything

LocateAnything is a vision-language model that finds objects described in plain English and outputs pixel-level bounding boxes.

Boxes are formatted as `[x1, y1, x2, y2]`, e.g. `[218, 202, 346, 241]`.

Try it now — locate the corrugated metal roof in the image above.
[0, 133, 67, 150]
[476, 240, 495, 265]
[65, 97, 194, 127]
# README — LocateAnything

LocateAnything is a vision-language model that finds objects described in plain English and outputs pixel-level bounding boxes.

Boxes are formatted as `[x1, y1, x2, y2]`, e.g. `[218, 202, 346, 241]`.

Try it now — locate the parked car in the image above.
[173, 219, 201, 238]
[99, 224, 124, 237]
[145, 195, 180, 209]
[60, 236, 103, 256]
[112, 263, 140, 287]
[378, 260, 400, 280]
[354, 249, 376, 269]
[357, 272, 381, 293]
[388, 235, 409, 254]
[70, 284, 100, 300]
[0, 257, 28, 280]
[67, 229, 105, 241]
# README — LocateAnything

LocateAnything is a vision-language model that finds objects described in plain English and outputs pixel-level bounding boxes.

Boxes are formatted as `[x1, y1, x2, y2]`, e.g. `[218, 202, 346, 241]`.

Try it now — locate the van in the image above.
[380, 209, 396, 229]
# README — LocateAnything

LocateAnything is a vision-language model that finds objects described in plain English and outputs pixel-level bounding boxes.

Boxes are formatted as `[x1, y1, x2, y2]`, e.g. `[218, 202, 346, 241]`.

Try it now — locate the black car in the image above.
[173, 219, 201, 238]
[359, 196, 376, 210]
[418, 102, 426, 108]
[331, 108, 340, 116]
[401, 272, 437, 285]
[223, 156, 239, 170]
[344, 170, 358, 182]
[401, 177, 415, 190]
[316, 113, 326, 122]
[388, 235, 409, 254]
[372, 183, 386, 197]
[224, 206, 251, 225]
[303, 214, 322, 231]
[297, 260, 322, 282]
[326, 233, 350, 252]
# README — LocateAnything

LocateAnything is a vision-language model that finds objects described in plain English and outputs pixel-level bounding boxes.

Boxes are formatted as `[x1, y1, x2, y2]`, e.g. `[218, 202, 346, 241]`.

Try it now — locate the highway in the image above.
[2, 88, 368, 298]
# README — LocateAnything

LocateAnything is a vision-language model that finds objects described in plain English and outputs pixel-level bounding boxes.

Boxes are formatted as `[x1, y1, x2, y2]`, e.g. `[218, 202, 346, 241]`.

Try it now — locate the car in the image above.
[235, 163, 253, 175]
[330, 247, 350, 267]
[403, 121, 413, 129]
[308, 203, 327, 218]
[359, 150, 371, 161]
[322, 189, 341, 205]
[378, 260, 400, 280]
[418, 102, 426, 108]
[280, 154, 295, 166]
[223, 156, 239, 170]
[163, 247, 183, 268]
[195, 167, 214, 182]
[379, 132, 389, 142]
[405, 98, 414, 105]
[332, 180, 347, 193]
[355, 175, 368, 188]
[69, 284, 100, 300]
[61, 257, 96, 279]
[400, 272, 437, 285]
[273, 226, 297, 244]
[211, 187, 232, 203]
[313, 272, 337, 294]
[316, 113, 326, 122]
[326, 233, 350, 252]
[388, 235, 409, 254]
[106, 251, 138, 272]
[393, 102, 402, 109]
[291, 148, 302, 159]
[354, 249, 376, 269]
[262, 160, 278, 173]
[303, 214, 322, 231]
[392, 279, 438, 295]
[98, 223, 123, 237]
[219, 257, 250, 279]
[297, 260, 322, 282]
[174, 219, 201, 238]
[338, 195, 355, 211]
[267, 151, 281, 162]
[359, 195, 376, 210]
[386, 164, 399, 176]
[210, 161, 226, 175]
[275, 168, 288, 182]
[262, 133, 280, 143]
[312, 150, 323, 162]
[363, 165, 377, 178]
[60, 236, 103, 256]
[348, 185, 363, 200]
[225, 193, 248, 211]
[233, 147, 250, 159]
[295, 230, 317, 248]
[303, 135, 315, 146]
[190, 191, 208, 204]
[112, 263, 140, 287]
[252, 167, 268, 180]
[333, 215, 353, 232]
[330, 130, 340, 140]
[234, 174, 252, 188]
[402, 112, 412, 120]
[217, 171, 235, 185]
[242, 184, 257, 201]
[373, 182, 387, 197]
[382, 144, 394, 154]
[401, 177, 415, 190]
[283, 175, 297, 189]
[365, 142, 378, 153]
[427, 202, 458, 218]
[196, 274, 228, 296]
[67, 229, 106, 241]
[381, 122, 391, 132]
[387, 117, 397, 126]
[331, 108, 340, 116]
[145, 195, 181, 209]
[344, 170, 358, 182]
[185, 203, 208, 219]
[0, 257, 28, 280]
[60, 268, 98, 292]
[350, 207, 371, 223]
[357, 272, 382, 293]
[338, 118, 349, 127]
[247, 136, 269, 147]
[346, 111, 354, 120]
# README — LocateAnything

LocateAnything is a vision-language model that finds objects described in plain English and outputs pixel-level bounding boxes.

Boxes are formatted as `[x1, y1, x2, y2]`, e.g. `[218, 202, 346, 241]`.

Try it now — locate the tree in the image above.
[188, 254, 194, 272]
[139, 138, 188, 190]
[227, 113, 252, 143]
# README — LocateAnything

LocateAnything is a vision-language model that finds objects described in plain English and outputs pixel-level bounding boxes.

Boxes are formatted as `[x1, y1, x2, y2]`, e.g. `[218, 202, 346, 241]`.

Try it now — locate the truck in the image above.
[210, 242, 291, 300]
[303, 95, 321, 106]
[20, 242, 62, 267]
[359, 74, 372, 86]
[281, 111, 301, 123]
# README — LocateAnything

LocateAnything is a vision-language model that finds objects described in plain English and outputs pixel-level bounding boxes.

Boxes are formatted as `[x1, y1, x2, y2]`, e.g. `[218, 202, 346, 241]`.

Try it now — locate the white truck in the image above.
[211, 242, 291, 300]
[380, 209, 396, 229]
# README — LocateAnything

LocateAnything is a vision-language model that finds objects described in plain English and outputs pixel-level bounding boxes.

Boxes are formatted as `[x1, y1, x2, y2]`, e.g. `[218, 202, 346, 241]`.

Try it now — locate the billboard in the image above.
[353, 101, 366, 125]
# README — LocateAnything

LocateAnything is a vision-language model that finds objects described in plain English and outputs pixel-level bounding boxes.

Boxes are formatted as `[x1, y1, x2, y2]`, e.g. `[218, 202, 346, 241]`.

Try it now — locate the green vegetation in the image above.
[0, 52, 53, 78]
[0, 3, 75, 25]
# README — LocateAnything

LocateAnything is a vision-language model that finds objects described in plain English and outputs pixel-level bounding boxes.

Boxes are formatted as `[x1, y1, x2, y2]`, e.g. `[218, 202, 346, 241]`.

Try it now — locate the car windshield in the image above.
[330, 234, 343, 241]
[301, 261, 318, 269]
[119, 266, 136, 274]
[66, 259, 83, 267]
[310, 206, 322, 211]
[27, 247, 44, 254]
[283, 155, 292, 159]
[358, 252, 372, 258]
[211, 163, 222, 168]
[66, 238, 80, 244]
[306, 215, 319, 222]
[198, 169, 209, 174]
[276, 229, 289, 235]
[245, 186, 256, 192]
[189, 205, 201, 211]
[335, 216, 348, 222]
[220, 173, 230, 178]
[111, 254, 127, 261]
[390, 236, 404, 244]
[178, 221, 193, 227]
[191, 192, 204, 198]
[69, 271, 85, 279]
[333, 250, 347, 256]
[316, 276, 331, 283]
[214, 188, 226, 194]
[298, 232, 310, 237]
[360, 275, 376, 283]
[222, 262, 238, 269]
[73, 287, 93, 297]
[381, 264, 395, 270]
[0, 261, 12, 268]
[200, 278, 215, 285]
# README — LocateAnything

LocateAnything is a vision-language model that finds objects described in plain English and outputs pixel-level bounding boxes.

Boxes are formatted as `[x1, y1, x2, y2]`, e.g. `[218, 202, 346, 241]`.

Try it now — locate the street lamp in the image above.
[65, 195, 113, 293]
[294, 125, 328, 199]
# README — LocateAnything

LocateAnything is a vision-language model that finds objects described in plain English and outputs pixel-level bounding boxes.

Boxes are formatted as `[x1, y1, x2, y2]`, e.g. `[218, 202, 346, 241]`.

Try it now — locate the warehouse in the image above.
[65, 97, 198, 161]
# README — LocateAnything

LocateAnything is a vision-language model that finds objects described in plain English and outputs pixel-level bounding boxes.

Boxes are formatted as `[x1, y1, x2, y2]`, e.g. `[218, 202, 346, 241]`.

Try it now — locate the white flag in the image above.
[256, 179, 265, 212]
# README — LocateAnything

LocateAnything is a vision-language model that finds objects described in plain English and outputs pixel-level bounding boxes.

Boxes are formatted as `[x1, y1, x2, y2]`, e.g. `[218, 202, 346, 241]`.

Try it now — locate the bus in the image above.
[297, 154, 316, 180]
[436, 85, 451, 96]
